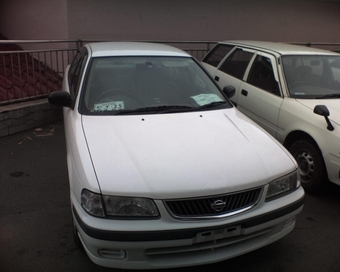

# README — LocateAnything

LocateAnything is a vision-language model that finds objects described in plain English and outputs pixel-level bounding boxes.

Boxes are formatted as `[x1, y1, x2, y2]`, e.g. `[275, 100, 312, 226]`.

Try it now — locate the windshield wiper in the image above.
[315, 93, 340, 99]
[113, 102, 228, 115]
[198, 101, 227, 109]
[115, 105, 194, 115]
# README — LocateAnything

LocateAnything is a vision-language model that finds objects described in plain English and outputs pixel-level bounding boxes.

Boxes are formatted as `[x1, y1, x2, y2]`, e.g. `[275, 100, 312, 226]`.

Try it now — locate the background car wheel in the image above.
[289, 140, 327, 194]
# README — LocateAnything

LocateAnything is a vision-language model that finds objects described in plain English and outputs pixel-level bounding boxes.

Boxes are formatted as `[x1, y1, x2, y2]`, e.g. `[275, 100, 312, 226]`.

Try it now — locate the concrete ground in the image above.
[1, 120, 340, 272]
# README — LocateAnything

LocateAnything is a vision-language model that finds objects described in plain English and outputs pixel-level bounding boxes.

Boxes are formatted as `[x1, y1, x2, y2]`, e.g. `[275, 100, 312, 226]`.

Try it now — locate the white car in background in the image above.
[48, 42, 304, 269]
[202, 41, 340, 194]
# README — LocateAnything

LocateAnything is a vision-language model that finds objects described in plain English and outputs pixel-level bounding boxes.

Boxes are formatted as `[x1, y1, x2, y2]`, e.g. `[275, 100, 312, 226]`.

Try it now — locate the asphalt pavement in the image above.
[1, 120, 340, 272]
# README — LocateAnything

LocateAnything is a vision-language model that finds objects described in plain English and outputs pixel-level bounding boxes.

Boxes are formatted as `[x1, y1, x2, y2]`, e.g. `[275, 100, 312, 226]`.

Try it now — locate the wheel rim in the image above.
[296, 150, 315, 183]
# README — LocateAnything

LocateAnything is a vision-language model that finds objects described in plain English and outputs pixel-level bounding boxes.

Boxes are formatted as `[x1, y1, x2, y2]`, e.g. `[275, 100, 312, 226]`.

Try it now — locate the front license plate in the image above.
[194, 226, 241, 244]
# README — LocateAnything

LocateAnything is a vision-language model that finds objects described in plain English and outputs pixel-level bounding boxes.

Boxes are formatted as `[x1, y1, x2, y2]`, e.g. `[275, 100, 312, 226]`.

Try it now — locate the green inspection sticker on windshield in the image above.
[191, 94, 223, 106]
[94, 101, 125, 111]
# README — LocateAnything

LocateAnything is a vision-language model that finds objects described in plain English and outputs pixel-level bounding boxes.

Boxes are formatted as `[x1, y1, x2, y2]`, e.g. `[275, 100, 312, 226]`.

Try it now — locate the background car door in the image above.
[214, 47, 255, 103]
[236, 53, 283, 137]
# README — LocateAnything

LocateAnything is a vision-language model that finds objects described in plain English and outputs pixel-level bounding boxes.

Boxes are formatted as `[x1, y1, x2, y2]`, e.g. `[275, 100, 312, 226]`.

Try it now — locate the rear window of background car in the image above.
[202, 44, 234, 67]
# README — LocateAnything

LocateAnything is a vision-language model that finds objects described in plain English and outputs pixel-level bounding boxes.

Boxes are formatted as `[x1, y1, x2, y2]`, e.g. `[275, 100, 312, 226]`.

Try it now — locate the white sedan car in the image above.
[48, 42, 304, 269]
[202, 41, 340, 194]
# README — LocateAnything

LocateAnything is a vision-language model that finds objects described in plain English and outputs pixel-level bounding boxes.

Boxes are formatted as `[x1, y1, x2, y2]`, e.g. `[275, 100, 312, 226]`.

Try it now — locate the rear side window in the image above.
[202, 44, 234, 67]
[219, 49, 254, 80]
[248, 55, 280, 96]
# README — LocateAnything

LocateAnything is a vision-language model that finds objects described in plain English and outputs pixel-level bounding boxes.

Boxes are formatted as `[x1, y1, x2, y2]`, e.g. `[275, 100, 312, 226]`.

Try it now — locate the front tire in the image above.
[289, 140, 327, 194]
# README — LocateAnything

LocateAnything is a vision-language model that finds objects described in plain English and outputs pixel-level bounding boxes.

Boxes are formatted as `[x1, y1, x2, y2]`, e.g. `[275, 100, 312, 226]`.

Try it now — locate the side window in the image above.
[247, 55, 280, 96]
[330, 58, 340, 82]
[68, 49, 88, 98]
[219, 49, 254, 80]
[202, 44, 234, 67]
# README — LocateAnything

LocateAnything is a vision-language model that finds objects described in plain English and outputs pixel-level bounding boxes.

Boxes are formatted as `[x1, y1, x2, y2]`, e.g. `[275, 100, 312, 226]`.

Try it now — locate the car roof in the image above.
[85, 42, 190, 57]
[220, 40, 340, 56]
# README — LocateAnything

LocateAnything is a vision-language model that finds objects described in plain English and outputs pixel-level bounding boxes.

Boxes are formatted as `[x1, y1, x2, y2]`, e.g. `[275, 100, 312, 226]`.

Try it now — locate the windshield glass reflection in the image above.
[81, 56, 228, 115]
[282, 55, 340, 99]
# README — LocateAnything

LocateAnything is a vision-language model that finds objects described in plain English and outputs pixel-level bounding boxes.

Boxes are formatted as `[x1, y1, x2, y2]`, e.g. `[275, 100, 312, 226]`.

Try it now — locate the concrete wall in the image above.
[66, 0, 340, 43]
[0, 0, 69, 52]
[0, 99, 62, 138]
[0, 0, 68, 41]
[0, 0, 339, 43]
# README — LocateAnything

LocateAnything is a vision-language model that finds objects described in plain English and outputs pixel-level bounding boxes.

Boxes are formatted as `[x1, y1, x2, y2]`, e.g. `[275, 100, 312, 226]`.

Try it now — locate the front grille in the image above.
[164, 187, 262, 219]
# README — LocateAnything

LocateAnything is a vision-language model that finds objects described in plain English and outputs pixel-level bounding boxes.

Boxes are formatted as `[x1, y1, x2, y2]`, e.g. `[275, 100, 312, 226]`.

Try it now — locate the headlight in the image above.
[266, 170, 300, 201]
[103, 196, 159, 217]
[81, 189, 159, 218]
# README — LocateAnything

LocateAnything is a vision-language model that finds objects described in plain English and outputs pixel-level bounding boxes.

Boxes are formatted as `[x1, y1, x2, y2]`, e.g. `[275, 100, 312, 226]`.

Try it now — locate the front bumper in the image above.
[72, 187, 305, 270]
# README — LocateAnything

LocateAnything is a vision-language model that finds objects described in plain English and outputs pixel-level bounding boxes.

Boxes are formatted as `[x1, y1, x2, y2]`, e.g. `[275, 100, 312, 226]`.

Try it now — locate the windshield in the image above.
[80, 56, 229, 115]
[282, 55, 340, 99]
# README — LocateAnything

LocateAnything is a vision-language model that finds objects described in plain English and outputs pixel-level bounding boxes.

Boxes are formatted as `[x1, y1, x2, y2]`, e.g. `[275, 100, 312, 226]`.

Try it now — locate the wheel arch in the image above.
[284, 130, 329, 193]
[283, 130, 320, 151]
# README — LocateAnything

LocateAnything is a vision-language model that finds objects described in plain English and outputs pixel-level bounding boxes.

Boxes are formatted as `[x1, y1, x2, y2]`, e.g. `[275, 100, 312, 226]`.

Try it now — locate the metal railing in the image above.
[1, 39, 340, 105]
[0, 40, 79, 105]
[290, 42, 340, 54]
[77, 39, 217, 59]
[0, 39, 215, 105]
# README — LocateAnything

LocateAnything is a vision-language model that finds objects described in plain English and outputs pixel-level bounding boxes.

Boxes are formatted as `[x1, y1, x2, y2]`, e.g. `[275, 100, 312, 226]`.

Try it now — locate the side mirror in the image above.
[313, 105, 329, 116]
[48, 91, 73, 108]
[222, 85, 236, 99]
[314, 105, 334, 131]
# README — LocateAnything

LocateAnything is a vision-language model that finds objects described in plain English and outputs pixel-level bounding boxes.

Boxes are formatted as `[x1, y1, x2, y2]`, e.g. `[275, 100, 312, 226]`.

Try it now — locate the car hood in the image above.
[81, 109, 296, 199]
[296, 99, 340, 126]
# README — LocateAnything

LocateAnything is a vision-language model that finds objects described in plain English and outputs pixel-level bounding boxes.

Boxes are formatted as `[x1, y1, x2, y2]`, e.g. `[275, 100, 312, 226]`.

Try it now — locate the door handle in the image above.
[215, 76, 219, 82]
[241, 89, 248, 96]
